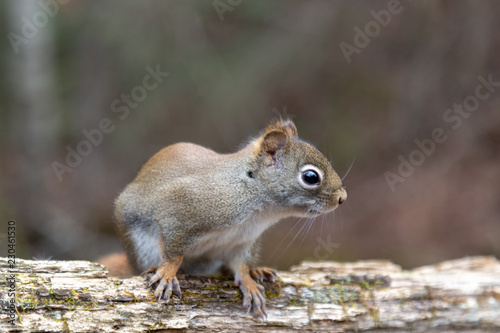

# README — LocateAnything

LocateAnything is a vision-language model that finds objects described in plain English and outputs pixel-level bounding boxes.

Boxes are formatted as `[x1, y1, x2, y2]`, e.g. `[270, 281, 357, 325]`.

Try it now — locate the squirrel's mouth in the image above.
[304, 204, 336, 217]
[307, 210, 323, 217]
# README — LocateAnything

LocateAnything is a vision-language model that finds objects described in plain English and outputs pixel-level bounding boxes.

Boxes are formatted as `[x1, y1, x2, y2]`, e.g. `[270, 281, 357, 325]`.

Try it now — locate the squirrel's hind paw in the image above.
[238, 278, 268, 320]
[144, 266, 182, 302]
[141, 265, 158, 277]
[250, 267, 278, 284]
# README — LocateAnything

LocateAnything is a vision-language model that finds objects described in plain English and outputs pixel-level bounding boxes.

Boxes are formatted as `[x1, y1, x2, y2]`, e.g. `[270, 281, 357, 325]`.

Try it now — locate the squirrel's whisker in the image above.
[297, 204, 323, 249]
[279, 209, 315, 260]
[299, 217, 316, 247]
[338, 205, 345, 231]
[270, 206, 315, 262]
[342, 157, 356, 182]
[269, 216, 307, 262]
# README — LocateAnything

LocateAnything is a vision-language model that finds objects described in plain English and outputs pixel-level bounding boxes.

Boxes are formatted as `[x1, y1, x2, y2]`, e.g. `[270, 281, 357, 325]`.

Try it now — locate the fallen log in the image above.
[1, 256, 499, 332]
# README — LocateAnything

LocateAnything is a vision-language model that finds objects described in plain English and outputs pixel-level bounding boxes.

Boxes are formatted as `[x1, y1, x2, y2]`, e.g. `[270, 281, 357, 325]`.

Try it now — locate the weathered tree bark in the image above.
[1, 256, 499, 332]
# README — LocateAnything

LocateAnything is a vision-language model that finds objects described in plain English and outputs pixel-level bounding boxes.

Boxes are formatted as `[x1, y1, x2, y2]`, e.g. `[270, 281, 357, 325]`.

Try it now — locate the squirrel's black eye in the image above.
[302, 170, 320, 185]
[298, 164, 323, 189]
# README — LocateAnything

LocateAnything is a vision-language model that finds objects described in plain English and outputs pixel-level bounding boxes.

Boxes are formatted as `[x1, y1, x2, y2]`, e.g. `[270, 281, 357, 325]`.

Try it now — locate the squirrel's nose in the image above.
[338, 187, 347, 205]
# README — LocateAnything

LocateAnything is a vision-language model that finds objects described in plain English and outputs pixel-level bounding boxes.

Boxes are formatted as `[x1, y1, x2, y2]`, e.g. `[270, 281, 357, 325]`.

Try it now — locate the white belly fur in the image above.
[185, 210, 282, 262]
[129, 210, 284, 273]
[129, 229, 162, 270]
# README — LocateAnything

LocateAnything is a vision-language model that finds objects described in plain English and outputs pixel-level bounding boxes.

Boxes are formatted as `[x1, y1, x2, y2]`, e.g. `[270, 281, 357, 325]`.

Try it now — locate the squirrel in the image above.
[111, 118, 347, 319]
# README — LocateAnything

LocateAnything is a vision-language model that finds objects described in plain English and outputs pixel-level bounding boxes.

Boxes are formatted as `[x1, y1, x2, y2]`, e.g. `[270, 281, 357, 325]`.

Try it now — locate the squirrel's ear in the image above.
[256, 119, 295, 164]
[276, 119, 298, 138]
[261, 129, 289, 156]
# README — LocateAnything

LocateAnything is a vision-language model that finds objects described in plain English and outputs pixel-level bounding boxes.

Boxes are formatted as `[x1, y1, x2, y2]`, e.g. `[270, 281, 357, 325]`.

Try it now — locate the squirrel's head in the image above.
[250, 119, 347, 217]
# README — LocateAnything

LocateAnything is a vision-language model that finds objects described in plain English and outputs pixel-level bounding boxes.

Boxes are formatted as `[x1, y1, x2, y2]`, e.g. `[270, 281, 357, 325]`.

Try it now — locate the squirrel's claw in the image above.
[172, 277, 182, 296]
[141, 266, 159, 277]
[238, 278, 268, 320]
[145, 265, 182, 302]
[153, 275, 181, 301]
[147, 270, 161, 286]
[250, 267, 278, 284]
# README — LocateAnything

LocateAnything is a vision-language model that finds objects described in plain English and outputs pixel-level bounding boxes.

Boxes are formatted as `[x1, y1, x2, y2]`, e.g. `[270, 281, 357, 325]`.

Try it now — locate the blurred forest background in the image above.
[1, 0, 499, 269]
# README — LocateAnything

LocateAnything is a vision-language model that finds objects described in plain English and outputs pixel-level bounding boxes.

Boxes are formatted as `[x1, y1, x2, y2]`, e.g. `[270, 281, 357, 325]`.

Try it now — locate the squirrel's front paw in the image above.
[237, 278, 267, 320]
[250, 267, 278, 283]
[143, 265, 182, 302]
